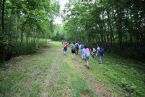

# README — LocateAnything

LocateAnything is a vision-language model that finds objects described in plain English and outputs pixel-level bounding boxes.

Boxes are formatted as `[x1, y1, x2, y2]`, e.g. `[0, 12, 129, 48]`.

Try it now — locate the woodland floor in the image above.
[0, 41, 145, 97]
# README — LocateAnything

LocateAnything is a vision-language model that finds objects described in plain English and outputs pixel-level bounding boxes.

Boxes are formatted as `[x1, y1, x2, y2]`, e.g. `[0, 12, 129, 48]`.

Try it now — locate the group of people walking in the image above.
[63, 41, 104, 68]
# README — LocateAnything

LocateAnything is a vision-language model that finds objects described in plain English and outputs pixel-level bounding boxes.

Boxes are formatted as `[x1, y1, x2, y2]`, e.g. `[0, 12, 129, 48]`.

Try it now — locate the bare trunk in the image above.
[2, 0, 5, 33]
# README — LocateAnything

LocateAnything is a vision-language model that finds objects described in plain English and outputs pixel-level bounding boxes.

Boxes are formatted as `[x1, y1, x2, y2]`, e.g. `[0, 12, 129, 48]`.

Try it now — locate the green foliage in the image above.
[89, 54, 145, 97]
[0, 0, 59, 61]
[121, 78, 136, 96]
[51, 32, 64, 41]
[63, 0, 145, 58]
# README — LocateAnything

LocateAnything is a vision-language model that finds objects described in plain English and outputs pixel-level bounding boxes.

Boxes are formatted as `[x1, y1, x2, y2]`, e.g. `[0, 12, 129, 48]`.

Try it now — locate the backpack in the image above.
[75, 43, 79, 48]
[99, 47, 104, 55]
[81, 44, 84, 49]
[71, 44, 76, 50]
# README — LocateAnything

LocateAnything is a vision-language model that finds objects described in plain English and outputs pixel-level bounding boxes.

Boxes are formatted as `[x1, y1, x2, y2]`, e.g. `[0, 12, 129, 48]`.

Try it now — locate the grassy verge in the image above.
[0, 45, 54, 97]
[89, 53, 145, 97]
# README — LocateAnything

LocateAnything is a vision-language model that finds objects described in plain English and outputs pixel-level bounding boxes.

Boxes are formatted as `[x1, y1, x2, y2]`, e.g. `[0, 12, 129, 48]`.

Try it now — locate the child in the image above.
[91, 47, 96, 58]
[80, 43, 84, 59]
[71, 42, 76, 59]
[97, 45, 104, 64]
[63, 42, 68, 54]
[82, 47, 86, 60]
[75, 42, 79, 55]
[84, 46, 90, 68]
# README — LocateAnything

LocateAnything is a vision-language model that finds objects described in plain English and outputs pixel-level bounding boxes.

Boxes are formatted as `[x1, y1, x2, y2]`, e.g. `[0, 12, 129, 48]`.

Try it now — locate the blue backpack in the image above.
[99, 47, 104, 55]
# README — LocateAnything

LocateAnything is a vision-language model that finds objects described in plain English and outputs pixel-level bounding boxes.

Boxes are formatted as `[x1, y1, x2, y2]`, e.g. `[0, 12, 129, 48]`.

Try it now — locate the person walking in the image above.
[84, 46, 91, 68]
[71, 42, 76, 59]
[91, 47, 97, 59]
[75, 42, 79, 55]
[97, 45, 104, 64]
[63, 42, 68, 54]
[79, 43, 84, 59]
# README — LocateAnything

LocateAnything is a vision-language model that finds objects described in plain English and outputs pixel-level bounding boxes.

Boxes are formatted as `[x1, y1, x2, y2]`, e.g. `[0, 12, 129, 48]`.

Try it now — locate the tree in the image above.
[64, 0, 145, 60]
[0, 0, 60, 61]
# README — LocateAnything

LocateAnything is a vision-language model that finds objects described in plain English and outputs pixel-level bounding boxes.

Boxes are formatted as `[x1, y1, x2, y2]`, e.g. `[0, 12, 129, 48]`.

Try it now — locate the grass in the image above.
[89, 53, 145, 97]
[0, 44, 54, 97]
[0, 41, 145, 97]
[0, 41, 97, 97]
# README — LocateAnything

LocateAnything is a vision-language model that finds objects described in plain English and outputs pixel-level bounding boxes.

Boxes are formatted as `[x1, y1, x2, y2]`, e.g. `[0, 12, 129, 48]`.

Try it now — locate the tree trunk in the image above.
[2, 0, 5, 33]
[0, 0, 2, 31]
[107, 11, 113, 47]
[117, 8, 123, 49]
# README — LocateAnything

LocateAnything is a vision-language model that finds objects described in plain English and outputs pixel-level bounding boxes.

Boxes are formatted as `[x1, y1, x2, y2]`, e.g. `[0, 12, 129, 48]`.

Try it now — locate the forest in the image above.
[0, 0, 145, 97]
[1, 0, 145, 61]
[64, 0, 145, 60]
[0, 0, 59, 61]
